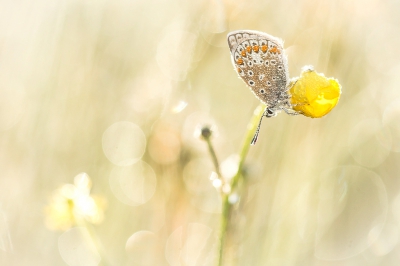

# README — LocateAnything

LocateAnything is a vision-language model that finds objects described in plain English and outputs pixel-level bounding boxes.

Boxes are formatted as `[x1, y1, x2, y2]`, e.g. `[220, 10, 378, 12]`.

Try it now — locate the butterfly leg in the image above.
[281, 100, 302, 116]
[251, 107, 275, 145]
[282, 107, 301, 116]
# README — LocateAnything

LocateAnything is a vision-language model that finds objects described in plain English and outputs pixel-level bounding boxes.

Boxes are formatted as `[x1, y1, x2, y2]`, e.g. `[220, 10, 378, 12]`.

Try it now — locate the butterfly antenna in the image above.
[251, 112, 266, 145]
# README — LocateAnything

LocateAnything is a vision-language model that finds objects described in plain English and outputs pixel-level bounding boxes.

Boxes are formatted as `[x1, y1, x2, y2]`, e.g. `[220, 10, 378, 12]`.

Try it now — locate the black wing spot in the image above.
[248, 80, 255, 86]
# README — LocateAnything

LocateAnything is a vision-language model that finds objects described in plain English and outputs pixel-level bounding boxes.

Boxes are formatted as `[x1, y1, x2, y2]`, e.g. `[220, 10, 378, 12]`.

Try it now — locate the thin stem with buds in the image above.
[200, 105, 265, 266]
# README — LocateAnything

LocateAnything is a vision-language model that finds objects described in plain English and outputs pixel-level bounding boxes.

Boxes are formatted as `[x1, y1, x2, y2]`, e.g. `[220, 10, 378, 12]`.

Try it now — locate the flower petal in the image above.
[289, 67, 341, 118]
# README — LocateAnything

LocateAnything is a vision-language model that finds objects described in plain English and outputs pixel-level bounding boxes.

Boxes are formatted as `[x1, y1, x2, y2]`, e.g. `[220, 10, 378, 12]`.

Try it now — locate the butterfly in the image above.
[227, 30, 299, 144]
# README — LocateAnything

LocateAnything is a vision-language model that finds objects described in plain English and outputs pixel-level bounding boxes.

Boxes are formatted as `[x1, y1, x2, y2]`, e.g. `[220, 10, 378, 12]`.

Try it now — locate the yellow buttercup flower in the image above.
[45, 173, 107, 231]
[289, 66, 341, 118]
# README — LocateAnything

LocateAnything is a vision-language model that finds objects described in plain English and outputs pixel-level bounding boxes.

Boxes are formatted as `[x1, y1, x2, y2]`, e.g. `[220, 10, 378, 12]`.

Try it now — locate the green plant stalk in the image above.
[205, 137, 222, 177]
[217, 104, 265, 266]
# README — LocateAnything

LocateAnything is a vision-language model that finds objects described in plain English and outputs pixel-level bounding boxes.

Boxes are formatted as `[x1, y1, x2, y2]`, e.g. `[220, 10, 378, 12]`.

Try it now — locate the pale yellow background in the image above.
[1, 0, 400, 265]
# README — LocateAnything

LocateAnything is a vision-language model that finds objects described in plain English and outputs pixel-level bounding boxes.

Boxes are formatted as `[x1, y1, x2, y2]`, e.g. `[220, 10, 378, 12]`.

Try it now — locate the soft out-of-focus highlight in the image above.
[1, 0, 400, 265]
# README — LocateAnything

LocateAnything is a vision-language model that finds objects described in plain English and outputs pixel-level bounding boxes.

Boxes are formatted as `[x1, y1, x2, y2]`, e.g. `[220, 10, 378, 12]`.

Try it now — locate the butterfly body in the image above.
[227, 30, 293, 114]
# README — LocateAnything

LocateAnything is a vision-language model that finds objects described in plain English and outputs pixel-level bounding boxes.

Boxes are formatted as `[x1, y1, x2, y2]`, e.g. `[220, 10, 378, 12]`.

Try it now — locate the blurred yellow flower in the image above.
[45, 173, 107, 231]
[289, 66, 341, 118]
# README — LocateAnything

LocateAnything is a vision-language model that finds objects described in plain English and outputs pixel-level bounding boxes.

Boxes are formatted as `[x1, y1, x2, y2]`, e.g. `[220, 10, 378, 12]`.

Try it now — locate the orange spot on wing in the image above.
[237, 67, 242, 73]
[237, 58, 244, 65]
[269, 47, 281, 54]
[241, 50, 247, 57]
[252, 45, 259, 53]
[261, 45, 268, 53]
[246, 46, 252, 53]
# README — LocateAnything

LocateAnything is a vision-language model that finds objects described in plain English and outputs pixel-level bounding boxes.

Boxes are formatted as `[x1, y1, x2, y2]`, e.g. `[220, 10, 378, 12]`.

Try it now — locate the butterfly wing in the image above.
[227, 30, 289, 108]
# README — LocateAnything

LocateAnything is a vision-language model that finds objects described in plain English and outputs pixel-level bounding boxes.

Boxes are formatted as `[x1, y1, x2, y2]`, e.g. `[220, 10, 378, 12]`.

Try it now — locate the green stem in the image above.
[217, 104, 265, 266]
[205, 137, 222, 177]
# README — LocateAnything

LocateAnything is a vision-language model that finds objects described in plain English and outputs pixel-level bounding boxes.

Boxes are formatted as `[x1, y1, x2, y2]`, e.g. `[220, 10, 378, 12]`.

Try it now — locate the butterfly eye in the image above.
[248, 80, 255, 86]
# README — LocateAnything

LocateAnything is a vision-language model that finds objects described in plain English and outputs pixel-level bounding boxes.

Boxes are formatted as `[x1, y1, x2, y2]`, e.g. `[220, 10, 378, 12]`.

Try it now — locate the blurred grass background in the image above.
[1, 0, 400, 265]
